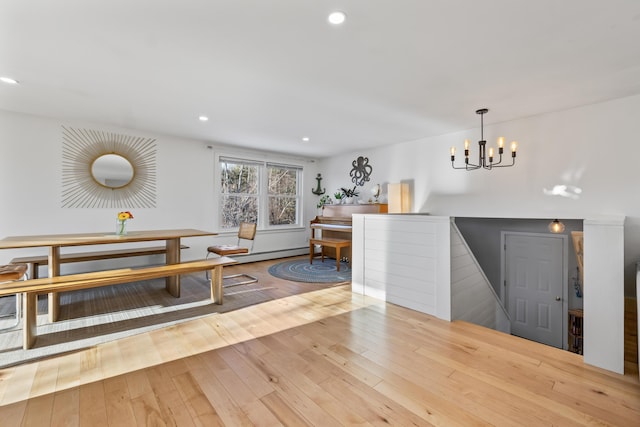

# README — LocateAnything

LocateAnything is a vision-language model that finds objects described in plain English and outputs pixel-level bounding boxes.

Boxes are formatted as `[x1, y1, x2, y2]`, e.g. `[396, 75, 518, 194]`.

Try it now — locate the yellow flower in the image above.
[118, 211, 134, 221]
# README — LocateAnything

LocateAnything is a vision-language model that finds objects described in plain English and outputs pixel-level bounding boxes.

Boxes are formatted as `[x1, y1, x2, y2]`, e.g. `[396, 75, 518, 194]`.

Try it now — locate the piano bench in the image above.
[309, 238, 351, 271]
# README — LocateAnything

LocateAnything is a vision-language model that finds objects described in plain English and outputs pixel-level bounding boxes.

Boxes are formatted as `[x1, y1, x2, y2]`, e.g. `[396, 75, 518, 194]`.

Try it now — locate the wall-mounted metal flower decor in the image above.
[350, 156, 372, 186]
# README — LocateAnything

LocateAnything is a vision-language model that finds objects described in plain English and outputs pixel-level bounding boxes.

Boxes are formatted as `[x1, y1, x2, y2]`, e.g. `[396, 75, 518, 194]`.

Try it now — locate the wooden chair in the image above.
[0, 264, 28, 330]
[206, 222, 258, 286]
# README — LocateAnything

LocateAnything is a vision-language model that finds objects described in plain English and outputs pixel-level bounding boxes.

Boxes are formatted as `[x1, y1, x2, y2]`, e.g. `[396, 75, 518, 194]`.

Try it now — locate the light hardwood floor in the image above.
[0, 257, 638, 426]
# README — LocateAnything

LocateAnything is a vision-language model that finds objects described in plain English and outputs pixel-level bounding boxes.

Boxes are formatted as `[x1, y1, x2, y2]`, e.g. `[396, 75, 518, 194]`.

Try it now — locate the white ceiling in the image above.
[2, 1, 640, 158]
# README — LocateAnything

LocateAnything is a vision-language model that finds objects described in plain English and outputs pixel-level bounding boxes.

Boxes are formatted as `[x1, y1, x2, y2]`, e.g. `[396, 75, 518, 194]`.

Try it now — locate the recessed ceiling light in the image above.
[0, 76, 19, 85]
[198, 115, 209, 122]
[328, 11, 346, 25]
[302, 137, 310, 142]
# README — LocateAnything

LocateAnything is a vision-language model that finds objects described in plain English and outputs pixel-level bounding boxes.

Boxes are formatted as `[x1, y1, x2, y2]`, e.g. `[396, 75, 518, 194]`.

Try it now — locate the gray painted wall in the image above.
[454, 217, 584, 310]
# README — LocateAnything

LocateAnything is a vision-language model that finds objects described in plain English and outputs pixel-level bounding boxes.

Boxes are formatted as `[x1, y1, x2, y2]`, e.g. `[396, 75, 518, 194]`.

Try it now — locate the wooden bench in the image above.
[309, 237, 351, 271]
[11, 245, 189, 279]
[0, 257, 237, 350]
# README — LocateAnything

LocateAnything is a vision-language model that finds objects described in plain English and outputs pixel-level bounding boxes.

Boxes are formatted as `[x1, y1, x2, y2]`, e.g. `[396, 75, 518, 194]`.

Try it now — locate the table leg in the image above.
[23, 292, 37, 349]
[210, 265, 223, 304]
[166, 238, 180, 297]
[48, 246, 60, 322]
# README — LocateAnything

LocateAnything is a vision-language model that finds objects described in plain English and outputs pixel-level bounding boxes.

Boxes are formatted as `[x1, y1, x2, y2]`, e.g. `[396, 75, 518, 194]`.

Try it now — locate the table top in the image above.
[0, 229, 216, 249]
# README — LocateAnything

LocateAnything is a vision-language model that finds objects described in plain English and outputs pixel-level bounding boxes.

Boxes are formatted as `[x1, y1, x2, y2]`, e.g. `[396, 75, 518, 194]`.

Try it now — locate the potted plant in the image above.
[333, 191, 344, 204]
[340, 186, 359, 204]
[317, 194, 332, 211]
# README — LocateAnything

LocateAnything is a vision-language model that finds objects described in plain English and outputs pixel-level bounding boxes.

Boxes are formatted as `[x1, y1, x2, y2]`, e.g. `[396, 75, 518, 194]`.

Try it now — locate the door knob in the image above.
[555, 296, 561, 301]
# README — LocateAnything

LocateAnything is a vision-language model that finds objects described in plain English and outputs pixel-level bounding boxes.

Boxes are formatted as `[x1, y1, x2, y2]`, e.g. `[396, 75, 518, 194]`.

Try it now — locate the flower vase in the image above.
[116, 220, 127, 236]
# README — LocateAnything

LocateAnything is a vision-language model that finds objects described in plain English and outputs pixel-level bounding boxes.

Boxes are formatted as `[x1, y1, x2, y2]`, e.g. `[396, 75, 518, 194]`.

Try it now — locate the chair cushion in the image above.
[207, 245, 249, 256]
[0, 263, 28, 281]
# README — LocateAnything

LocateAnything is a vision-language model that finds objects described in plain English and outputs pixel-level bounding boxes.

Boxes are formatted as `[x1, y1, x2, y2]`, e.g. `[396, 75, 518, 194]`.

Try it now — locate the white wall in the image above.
[583, 218, 625, 374]
[319, 94, 640, 297]
[0, 110, 319, 269]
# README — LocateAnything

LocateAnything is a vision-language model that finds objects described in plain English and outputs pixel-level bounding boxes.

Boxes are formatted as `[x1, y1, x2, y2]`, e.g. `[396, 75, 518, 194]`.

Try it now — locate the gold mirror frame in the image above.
[61, 126, 157, 208]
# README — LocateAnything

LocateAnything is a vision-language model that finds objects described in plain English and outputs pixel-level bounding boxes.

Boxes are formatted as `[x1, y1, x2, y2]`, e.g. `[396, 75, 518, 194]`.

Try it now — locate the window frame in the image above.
[217, 155, 303, 231]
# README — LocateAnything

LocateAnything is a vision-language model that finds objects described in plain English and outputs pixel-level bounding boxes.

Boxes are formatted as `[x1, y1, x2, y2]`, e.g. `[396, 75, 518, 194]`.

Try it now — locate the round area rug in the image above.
[268, 259, 351, 283]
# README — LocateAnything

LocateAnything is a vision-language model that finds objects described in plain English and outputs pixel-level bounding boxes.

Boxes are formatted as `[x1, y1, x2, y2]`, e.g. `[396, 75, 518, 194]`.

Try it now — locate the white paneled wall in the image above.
[352, 214, 451, 320]
[450, 222, 511, 333]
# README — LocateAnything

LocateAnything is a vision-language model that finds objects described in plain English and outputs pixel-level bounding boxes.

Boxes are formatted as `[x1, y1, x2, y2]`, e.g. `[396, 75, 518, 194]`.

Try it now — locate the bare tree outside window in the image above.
[268, 165, 299, 226]
[220, 160, 259, 228]
[219, 158, 301, 229]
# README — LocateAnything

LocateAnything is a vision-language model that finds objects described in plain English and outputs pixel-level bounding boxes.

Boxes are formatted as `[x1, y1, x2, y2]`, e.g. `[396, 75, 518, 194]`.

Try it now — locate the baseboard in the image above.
[231, 247, 309, 264]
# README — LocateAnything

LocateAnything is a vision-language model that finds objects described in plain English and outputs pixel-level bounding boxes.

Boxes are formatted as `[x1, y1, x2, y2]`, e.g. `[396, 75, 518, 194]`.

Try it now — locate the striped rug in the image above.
[268, 258, 351, 283]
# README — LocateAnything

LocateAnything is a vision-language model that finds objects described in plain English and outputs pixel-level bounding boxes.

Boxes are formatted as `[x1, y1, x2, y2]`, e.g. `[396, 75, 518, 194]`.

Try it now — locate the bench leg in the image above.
[336, 246, 341, 271]
[48, 246, 61, 323]
[309, 242, 314, 265]
[23, 293, 37, 350]
[210, 265, 223, 304]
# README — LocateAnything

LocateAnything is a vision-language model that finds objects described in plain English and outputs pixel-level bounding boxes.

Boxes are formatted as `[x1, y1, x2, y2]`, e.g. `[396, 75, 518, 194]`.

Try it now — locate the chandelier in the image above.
[450, 108, 518, 170]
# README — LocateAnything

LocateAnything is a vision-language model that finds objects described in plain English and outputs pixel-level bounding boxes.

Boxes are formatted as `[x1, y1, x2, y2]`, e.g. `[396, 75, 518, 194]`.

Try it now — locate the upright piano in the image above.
[310, 203, 388, 261]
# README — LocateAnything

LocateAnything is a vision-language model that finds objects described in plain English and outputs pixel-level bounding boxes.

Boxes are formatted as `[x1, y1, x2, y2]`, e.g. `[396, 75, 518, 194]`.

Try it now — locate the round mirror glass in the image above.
[91, 154, 135, 188]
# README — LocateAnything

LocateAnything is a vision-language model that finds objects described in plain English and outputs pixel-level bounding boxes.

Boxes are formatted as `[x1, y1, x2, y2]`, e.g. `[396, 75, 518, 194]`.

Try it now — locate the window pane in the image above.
[220, 161, 258, 194]
[220, 195, 258, 228]
[269, 196, 297, 225]
[267, 165, 299, 226]
[268, 166, 297, 195]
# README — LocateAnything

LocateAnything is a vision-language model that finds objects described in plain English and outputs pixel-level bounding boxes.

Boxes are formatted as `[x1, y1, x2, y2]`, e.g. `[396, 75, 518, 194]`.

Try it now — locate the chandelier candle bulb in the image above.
[450, 146, 456, 160]
[489, 147, 494, 162]
[511, 141, 518, 156]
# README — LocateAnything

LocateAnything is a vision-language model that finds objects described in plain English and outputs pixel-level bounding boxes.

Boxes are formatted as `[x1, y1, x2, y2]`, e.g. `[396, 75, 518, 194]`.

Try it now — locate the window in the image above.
[219, 157, 302, 229]
[268, 163, 299, 226]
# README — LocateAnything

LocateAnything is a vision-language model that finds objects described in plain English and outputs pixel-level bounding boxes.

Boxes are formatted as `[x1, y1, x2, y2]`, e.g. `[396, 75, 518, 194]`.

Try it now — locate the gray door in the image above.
[505, 233, 565, 348]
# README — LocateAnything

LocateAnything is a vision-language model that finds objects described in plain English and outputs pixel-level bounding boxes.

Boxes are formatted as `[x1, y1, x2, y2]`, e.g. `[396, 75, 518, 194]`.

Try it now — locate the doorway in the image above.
[501, 232, 568, 349]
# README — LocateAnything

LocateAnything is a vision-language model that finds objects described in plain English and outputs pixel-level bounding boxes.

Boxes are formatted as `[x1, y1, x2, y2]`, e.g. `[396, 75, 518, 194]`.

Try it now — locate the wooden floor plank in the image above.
[259, 391, 311, 427]
[172, 371, 224, 424]
[130, 391, 166, 427]
[0, 256, 637, 426]
[78, 381, 108, 427]
[186, 355, 254, 426]
[51, 387, 79, 427]
[21, 392, 54, 426]
[103, 375, 138, 426]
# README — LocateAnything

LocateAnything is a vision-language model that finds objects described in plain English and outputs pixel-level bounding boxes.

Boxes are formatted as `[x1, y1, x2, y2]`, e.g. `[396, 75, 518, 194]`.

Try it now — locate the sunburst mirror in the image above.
[61, 126, 157, 208]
